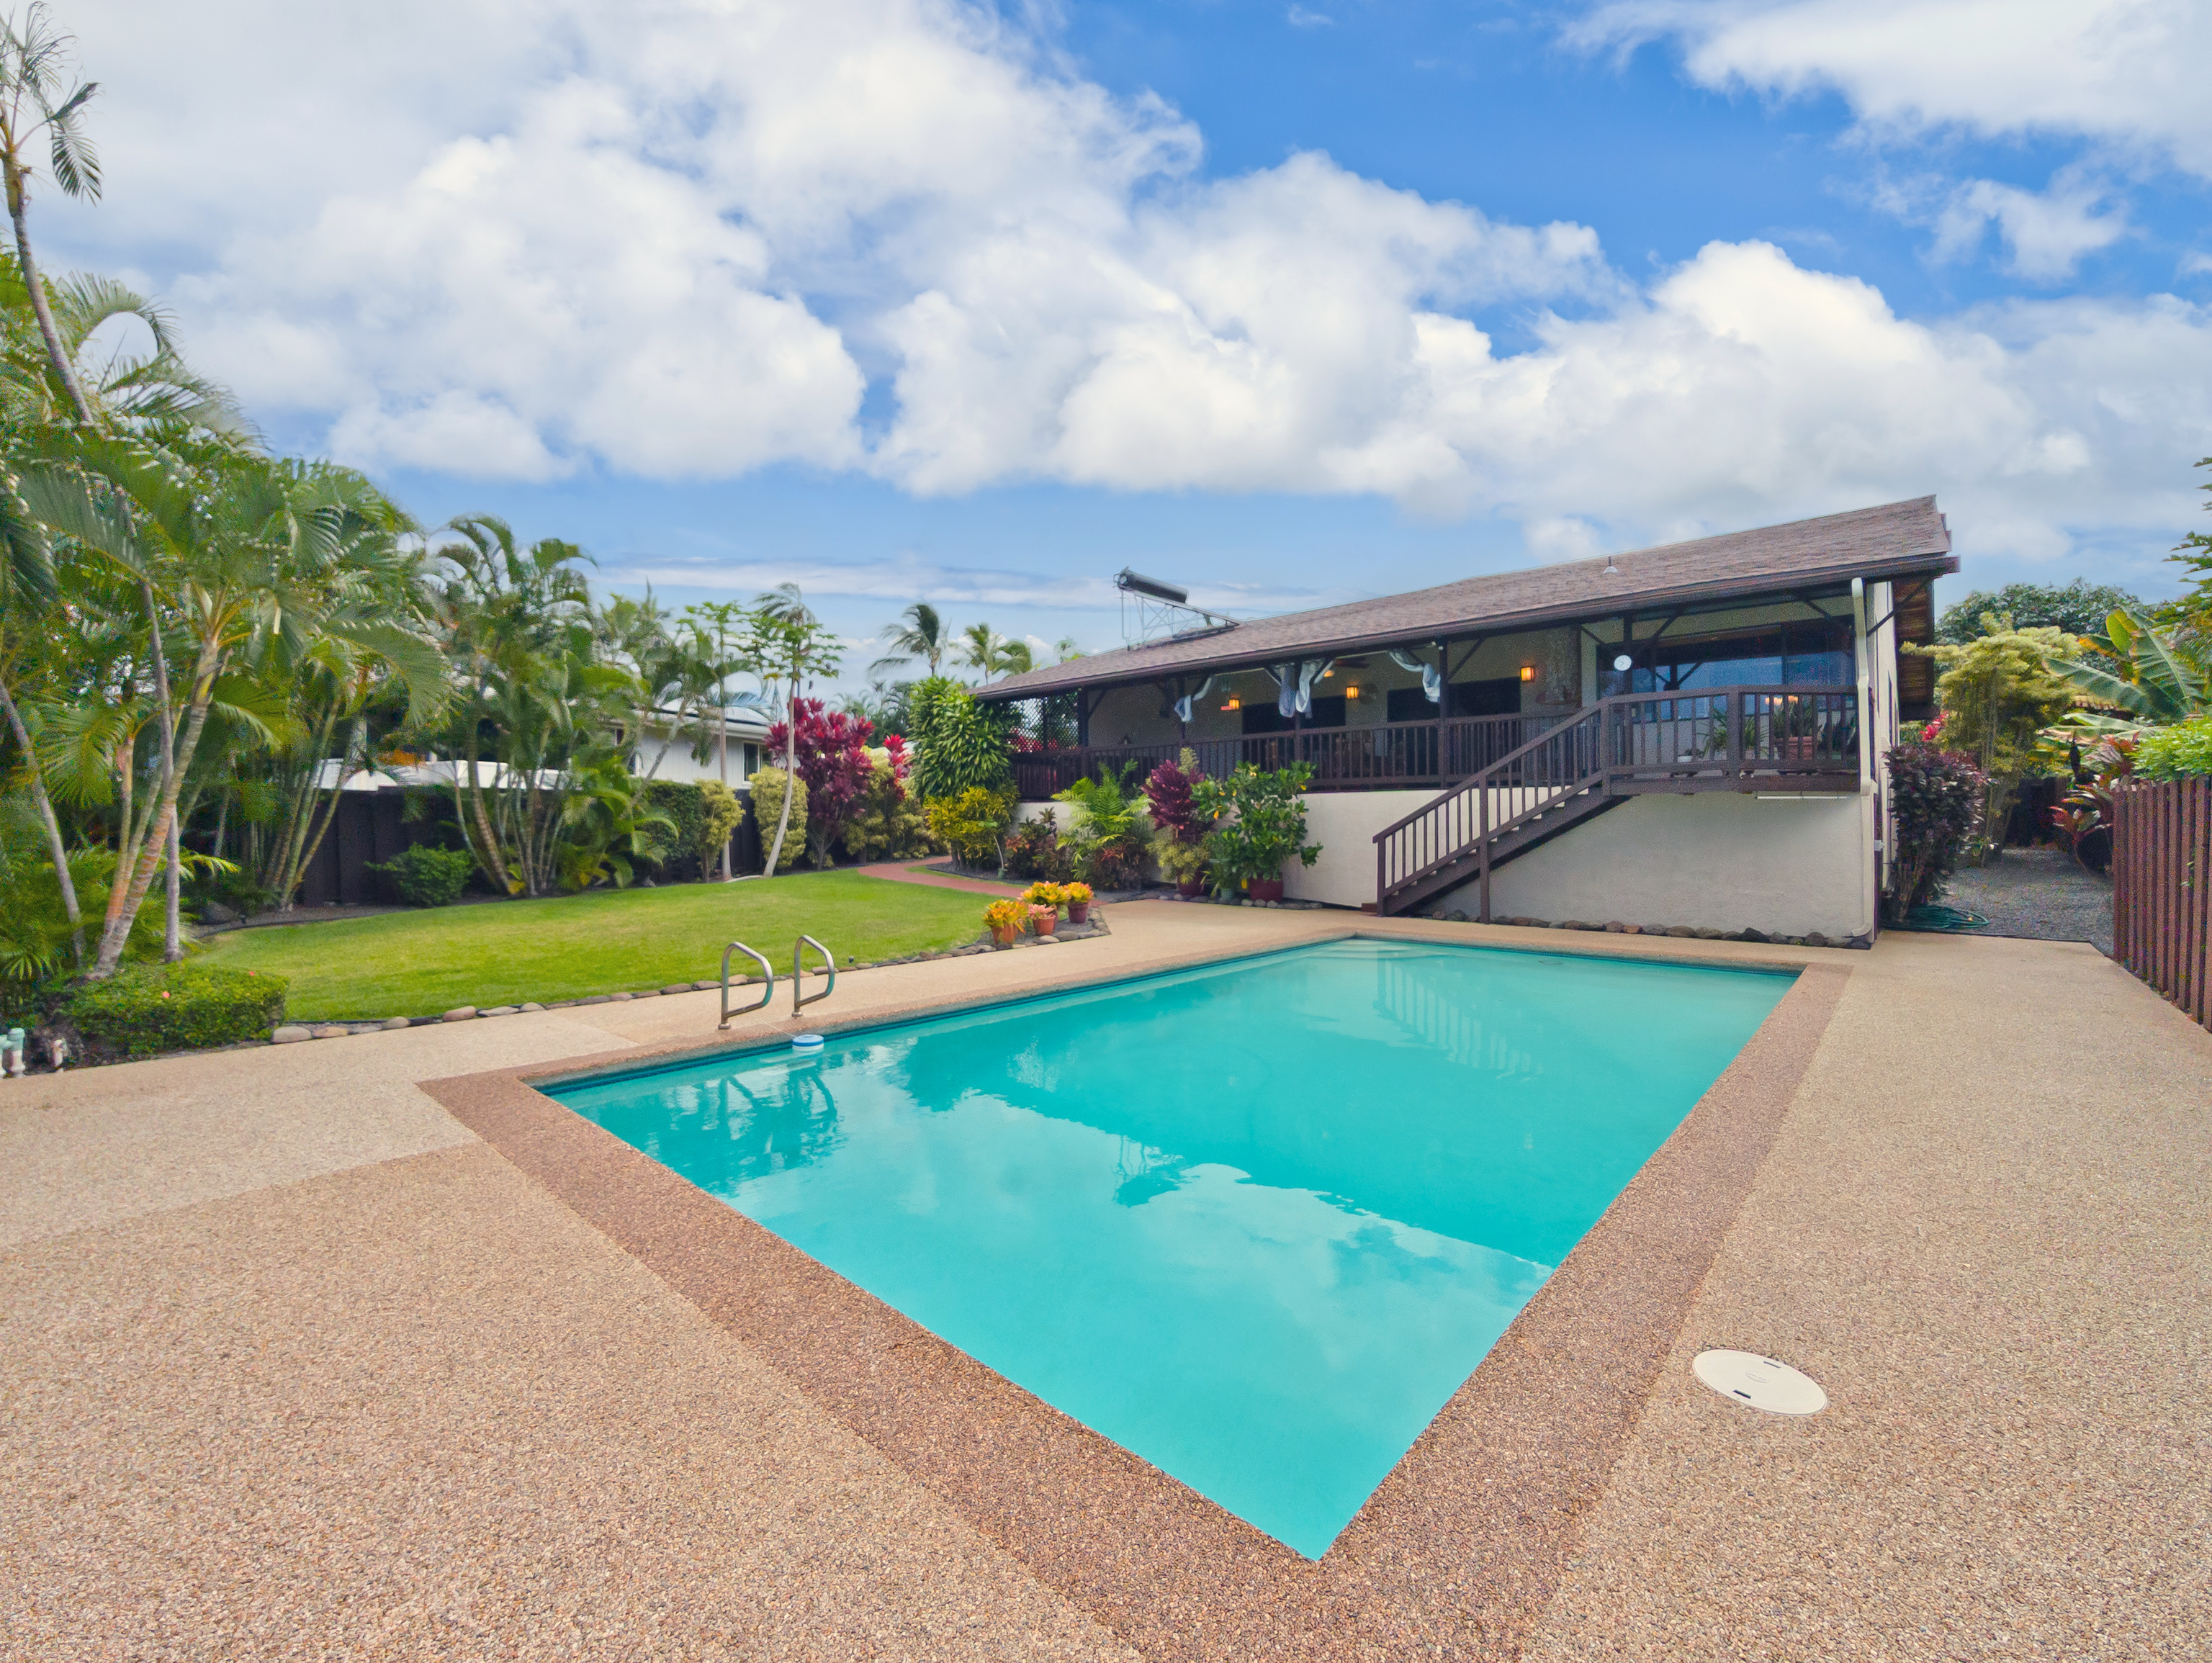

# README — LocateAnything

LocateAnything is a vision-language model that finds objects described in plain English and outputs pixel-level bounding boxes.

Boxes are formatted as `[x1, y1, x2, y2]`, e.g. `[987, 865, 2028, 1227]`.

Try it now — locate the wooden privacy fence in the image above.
[2112, 778, 2211, 1031]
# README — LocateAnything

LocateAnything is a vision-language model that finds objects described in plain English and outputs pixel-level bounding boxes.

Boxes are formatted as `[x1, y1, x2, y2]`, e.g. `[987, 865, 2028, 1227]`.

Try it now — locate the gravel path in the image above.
[1938, 847, 2114, 956]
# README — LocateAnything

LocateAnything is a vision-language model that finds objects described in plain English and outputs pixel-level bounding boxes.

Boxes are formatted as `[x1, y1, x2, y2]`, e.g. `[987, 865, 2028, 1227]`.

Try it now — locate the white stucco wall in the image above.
[1286, 790, 1438, 906]
[1439, 790, 1876, 938]
[1020, 778, 1872, 935]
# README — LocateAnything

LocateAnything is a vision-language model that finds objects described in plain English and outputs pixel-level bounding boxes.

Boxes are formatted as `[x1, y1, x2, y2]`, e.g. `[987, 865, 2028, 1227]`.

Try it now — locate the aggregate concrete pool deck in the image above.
[3, 903, 2206, 1660]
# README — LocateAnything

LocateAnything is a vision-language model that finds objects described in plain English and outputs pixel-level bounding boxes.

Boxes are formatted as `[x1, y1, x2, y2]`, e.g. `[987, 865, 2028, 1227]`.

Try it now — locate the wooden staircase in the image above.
[1372, 686, 1862, 919]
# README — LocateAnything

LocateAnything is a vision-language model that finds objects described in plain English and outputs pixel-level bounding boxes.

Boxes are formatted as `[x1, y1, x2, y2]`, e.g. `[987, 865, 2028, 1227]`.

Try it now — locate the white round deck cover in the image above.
[1692, 1349, 1829, 1415]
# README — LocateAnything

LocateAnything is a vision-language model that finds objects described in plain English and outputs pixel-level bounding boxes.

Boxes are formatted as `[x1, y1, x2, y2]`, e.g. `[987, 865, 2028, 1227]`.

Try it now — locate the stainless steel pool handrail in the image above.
[719, 940, 774, 1029]
[793, 934, 835, 1017]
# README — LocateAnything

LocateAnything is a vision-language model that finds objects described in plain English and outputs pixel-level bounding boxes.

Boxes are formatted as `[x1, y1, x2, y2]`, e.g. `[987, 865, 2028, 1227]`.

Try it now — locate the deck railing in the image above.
[2112, 778, 2211, 1032]
[1373, 685, 1861, 916]
[1013, 713, 1568, 798]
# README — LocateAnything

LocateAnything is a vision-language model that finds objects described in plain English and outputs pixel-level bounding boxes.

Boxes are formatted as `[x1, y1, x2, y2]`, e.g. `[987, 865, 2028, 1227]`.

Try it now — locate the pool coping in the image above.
[423, 926, 1851, 1662]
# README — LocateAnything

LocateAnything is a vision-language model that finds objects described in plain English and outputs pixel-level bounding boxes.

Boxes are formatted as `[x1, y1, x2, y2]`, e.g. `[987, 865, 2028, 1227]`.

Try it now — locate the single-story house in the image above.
[974, 497, 1956, 940]
[621, 705, 772, 786]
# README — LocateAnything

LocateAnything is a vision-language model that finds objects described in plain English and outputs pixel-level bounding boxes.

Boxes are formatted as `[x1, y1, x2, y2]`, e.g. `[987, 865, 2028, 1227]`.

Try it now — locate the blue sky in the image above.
[55, 0, 2212, 683]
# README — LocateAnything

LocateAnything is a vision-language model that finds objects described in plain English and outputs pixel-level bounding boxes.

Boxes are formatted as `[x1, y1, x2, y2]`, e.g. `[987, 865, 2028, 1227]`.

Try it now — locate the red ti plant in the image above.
[765, 696, 877, 866]
[1144, 752, 1210, 844]
[2049, 732, 2138, 873]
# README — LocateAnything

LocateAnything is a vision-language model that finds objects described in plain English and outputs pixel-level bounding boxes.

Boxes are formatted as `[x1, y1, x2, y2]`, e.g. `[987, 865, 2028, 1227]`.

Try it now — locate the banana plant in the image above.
[2051, 608, 2208, 732]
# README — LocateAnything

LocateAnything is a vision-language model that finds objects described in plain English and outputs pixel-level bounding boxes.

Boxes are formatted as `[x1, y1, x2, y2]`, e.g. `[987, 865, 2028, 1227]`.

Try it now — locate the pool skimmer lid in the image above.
[1693, 1350, 1827, 1415]
[791, 1033, 824, 1053]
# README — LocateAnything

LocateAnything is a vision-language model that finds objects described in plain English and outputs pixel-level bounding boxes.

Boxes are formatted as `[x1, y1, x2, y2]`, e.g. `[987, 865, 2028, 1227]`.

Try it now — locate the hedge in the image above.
[367, 843, 474, 907]
[63, 962, 289, 1060]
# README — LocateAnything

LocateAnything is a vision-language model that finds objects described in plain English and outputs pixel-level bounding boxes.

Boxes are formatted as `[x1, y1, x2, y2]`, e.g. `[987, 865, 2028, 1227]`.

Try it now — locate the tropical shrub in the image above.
[0, 849, 164, 1018]
[840, 737, 934, 862]
[1192, 763, 1321, 891]
[1143, 750, 1210, 843]
[1004, 809, 1077, 881]
[747, 769, 808, 865]
[2132, 716, 2212, 780]
[910, 678, 1017, 800]
[1053, 764, 1151, 888]
[61, 962, 289, 1061]
[367, 843, 475, 907]
[925, 787, 1016, 870]
[2049, 732, 2136, 873]
[556, 755, 678, 891]
[1913, 618, 2077, 855]
[767, 697, 880, 866]
[1150, 832, 1210, 888]
[694, 780, 745, 876]
[1883, 732, 1986, 922]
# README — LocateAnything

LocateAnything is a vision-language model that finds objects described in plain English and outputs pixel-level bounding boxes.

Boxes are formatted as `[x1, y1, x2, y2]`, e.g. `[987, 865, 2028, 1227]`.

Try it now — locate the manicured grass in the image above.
[202, 870, 992, 1021]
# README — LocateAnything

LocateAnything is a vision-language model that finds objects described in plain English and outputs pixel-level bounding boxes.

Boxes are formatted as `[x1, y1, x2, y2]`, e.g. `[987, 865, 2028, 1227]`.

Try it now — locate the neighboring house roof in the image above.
[637, 703, 774, 739]
[975, 496, 1957, 701]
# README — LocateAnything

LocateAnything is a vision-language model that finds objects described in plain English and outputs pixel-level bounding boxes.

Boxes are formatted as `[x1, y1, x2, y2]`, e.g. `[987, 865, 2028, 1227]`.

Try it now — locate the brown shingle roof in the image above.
[976, 496, 1955, 700]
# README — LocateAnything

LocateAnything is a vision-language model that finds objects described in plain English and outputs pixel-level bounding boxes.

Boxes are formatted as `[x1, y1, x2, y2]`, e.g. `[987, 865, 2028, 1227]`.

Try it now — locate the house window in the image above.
[1384, 677, 1523, 724]
[742, 742, 762, 777]
[1241, 694, 1348, 734]
[1601, 619, 1853, 698]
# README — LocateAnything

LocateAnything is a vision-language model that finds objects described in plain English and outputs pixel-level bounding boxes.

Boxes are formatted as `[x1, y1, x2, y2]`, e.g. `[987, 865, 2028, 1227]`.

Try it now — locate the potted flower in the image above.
[1061, 881, 1094, 924]
[1028, 902, 1060, 937]
[1781, 697, 1821, 762]
[1191, 762, 1322, 903]
[1020, 880, 1066, 913]
[984, 898, 1029, 945]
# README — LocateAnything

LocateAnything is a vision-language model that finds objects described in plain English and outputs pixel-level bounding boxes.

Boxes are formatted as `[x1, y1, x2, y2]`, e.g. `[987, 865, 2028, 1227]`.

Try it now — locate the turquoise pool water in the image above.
[551, 938, 1788, 1557]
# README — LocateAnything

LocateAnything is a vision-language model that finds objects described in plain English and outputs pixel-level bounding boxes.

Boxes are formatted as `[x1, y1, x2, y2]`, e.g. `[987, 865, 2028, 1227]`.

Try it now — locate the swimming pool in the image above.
[551, 937, 1789, 1558]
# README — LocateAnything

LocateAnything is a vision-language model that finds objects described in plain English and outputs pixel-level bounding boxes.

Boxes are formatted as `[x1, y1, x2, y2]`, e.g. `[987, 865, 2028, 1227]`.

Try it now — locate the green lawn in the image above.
[202, 870, 992, 1021]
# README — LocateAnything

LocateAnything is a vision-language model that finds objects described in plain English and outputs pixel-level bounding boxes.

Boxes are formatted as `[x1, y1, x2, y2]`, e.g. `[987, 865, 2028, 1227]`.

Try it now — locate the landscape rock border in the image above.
[265, 912, 1117, 1039]
[1416, 910, 1872, 950]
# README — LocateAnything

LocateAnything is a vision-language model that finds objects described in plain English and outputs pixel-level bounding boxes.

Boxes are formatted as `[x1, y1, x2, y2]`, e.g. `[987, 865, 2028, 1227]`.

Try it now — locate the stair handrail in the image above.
[1372, 684, 1863, 911]
[793, 933, 835, 1017]
[719, 940, 775, 1029]
[1372, 699, 1610, 905]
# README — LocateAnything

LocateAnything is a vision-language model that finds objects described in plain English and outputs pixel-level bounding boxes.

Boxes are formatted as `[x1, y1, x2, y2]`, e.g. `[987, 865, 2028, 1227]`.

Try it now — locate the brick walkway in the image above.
[855, 859, 1025, 898]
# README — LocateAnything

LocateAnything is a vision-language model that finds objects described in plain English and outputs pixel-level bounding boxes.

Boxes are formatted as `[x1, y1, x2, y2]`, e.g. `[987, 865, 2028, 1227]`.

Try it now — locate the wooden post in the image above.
[1478, 775, 1492, 924]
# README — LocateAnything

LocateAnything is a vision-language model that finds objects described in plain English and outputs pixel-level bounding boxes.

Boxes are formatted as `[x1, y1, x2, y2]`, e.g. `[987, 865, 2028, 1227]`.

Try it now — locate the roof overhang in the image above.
[974, 547, 1957, 703]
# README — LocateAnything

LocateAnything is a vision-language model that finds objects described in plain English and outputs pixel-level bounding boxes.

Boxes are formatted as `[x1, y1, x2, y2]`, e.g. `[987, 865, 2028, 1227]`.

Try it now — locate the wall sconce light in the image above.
[1321, 665, 1335, 678]
[1519, 664, 1536, 682]
[1345, 685, 1360, 699]
[1223, 696, 1241, 711]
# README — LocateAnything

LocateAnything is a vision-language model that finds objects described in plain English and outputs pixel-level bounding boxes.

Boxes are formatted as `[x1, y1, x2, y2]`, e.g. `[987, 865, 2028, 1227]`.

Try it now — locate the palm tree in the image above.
[957, 621, 1032, 680]
[873, 601, 948, 678]
[24, 441, 446, 973]
[0, 475, 80, 960]
[747, 584, 842, 878]
[0, 3, 97, 423]
[428, 515, 595, 894]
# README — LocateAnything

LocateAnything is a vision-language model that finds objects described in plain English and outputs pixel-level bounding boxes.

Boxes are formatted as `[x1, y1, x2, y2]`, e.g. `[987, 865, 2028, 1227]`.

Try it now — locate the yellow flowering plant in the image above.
[983, 898, 1030, 936]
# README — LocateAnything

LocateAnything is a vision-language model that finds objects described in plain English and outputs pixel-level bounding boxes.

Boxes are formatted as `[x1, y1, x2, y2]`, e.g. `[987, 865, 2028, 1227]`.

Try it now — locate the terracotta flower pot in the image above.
[1177, 878, 1202, 898]
[1247, 878, 1285, 902]
[1784, 735, 1817, 762]
[991, 925, 1020, 946]
[1033, 913, 1058, 936]
[1067, 902, 1090, 924]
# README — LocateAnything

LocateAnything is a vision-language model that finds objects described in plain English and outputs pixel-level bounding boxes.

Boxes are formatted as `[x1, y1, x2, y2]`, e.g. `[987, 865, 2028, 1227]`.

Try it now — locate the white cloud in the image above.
[1928, 175, 2129, 282]
[1865, 167, 2130, 281]
[1572, 0, 2212, 178]
[41, 0, 2212, 561]
[606, 551, 1342, 616]
[1287, 7, 1336, 29]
